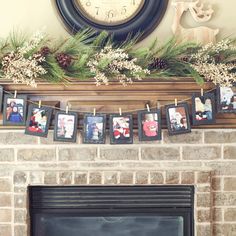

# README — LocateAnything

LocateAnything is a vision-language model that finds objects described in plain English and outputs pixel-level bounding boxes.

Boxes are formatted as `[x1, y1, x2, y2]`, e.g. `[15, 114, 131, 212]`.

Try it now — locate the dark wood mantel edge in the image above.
[0, 77, 216, 93]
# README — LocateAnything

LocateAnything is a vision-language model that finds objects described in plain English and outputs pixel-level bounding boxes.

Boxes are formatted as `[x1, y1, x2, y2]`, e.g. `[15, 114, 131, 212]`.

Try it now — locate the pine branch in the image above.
[53, 28, 96, 56]
[92, 31, 109, 47]
[8, 29, 27, 51]
[41, 55, 66, 83]
[118, 32, 141, 51]
[0, 39, 9, 59]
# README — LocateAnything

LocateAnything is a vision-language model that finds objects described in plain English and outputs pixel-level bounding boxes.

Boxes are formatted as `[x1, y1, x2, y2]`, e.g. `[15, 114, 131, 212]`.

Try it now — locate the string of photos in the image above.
[0, 85, 235, 144]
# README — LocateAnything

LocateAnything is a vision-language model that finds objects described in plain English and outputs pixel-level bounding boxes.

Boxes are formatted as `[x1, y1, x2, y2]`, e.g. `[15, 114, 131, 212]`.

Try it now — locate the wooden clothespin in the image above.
[66, 105, 69, 114]
[157, 101, 161, 110]
[93, 108, 96, 116]
[14, 90, 17, 99]
[201, 88, 204, 97]
[146, 104, 150, 112]
[119, 108, 122, 116]
[38, 100, 42, 109]
[175, 98, 178, 107]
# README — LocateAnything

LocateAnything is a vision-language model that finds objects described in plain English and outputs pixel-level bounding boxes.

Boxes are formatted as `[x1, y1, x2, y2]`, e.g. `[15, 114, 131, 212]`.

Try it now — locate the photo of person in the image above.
[138, 110, 161, 141]
[25, 104, 52, 137]
[110, 115, 133, 144]
[192, 93, 215, 125]
[0, 86, 3, 113]
[217, 86, 236, 112]
[54, 111, 78, 142]
[166, 103, 191, 135]
[83, 114, 106, 144]
[3, 94, 27, 126]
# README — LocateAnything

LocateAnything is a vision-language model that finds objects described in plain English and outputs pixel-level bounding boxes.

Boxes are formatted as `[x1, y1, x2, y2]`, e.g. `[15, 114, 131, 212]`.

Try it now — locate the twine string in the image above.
[3, 87, 216, 114]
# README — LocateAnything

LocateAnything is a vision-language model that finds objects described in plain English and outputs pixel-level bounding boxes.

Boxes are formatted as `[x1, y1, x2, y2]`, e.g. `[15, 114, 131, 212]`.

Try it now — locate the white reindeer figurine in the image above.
[172, 0, 219, 44]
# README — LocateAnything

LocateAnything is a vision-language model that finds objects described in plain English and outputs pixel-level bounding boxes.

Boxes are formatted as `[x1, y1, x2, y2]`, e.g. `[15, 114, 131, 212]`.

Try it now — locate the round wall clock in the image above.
[54, 0, 169, 42]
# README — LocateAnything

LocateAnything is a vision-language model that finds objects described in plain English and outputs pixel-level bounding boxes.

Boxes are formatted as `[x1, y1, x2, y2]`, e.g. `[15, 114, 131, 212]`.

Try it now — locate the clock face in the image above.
[75, 0, 145, 26]
[55, 0, 169, 42]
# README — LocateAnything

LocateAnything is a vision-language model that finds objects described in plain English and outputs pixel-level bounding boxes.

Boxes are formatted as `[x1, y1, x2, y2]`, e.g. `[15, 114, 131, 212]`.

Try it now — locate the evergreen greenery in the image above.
[0, 28, 236, 87]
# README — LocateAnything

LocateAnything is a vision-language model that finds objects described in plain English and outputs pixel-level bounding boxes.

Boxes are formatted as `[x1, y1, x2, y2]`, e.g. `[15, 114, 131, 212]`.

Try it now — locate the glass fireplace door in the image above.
[29, 186, 194, 236]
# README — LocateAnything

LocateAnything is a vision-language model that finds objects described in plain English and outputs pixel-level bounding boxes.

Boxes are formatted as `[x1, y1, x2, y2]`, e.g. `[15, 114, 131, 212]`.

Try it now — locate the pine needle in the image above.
[8, 29, 27, 50]
[92, 31, 109, 47]
[53, 28, 95, 55]
[41, 55, 66, 83]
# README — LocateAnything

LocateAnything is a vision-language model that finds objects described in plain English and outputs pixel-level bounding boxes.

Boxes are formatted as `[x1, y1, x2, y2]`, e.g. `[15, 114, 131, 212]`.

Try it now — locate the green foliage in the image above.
[188, 66, 204, 85]
[0, 28, 236, 87]
[144, 37, 202, 83]
[97, 57, 112, 70]
[0, 38, 9, 56]
[92, 31, 109, 47]
[41, 55, 66, 83]
[53, 28, 95, 56]
[118, 33, 141, 51]
[8, 30, 27, 51]
[65, 54, 93, 79]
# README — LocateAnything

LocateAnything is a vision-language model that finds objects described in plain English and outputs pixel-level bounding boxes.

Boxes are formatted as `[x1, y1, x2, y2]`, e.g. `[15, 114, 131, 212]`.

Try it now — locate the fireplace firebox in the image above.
[29, 186, 194, 236]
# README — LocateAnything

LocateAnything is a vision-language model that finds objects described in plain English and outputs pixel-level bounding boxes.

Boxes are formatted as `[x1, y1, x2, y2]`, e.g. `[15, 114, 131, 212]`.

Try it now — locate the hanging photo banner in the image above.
[54, 111, 78, 143]
[25, 104, 53, 137]
[3, 94, 27, 126]
[192, 93, 216, 126]
[83, 113, 106, 144]
[0, 86, 3, 113]
[109, 114, 133, 144]
[166, 102, 191, 136]
[138, 109, 162, 141]
[0, 84, 235, 144]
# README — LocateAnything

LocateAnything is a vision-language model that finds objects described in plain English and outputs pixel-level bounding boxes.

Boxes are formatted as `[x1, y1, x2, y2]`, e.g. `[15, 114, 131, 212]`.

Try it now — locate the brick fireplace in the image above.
[0, 129, 235, 236]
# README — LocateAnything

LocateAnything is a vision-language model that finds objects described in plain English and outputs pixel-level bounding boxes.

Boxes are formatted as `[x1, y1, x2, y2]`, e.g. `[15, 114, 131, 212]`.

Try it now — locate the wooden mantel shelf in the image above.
[1, 77, 214, 93]
[0, 78, 235, 129]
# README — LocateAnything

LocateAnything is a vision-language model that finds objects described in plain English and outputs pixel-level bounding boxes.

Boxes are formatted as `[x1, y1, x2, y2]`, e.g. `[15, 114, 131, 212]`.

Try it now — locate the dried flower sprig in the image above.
[1, 31, 47, 87]
[2, 52, 47, 87]
[1, 29, 236, 88]
[18, 31, 45, 55]
[190, 39, 236, 87]
[191, 62, 236, 87]
[87, 46, 150, 86]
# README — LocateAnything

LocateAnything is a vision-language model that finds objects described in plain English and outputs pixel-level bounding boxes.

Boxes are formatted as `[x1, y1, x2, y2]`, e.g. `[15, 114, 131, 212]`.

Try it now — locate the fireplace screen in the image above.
[29, 186, 194, 236]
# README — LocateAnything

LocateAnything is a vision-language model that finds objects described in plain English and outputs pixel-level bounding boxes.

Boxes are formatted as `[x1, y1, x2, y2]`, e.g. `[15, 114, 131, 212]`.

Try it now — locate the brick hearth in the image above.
[0, 129, 236, 236]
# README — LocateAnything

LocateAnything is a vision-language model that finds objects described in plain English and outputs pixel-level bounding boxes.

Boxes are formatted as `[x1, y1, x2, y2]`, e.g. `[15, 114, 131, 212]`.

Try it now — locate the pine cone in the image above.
[149, 58, 168, 70]
[56, 53, 72, 69]
[214, 54, 225, 63]
[180, 56, 189, 63]
[39, 46, 51, 57]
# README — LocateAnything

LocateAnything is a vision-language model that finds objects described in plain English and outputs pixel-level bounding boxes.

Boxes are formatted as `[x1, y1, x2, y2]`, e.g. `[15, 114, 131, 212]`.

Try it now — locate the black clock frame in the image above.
[54, 0, 169, 42]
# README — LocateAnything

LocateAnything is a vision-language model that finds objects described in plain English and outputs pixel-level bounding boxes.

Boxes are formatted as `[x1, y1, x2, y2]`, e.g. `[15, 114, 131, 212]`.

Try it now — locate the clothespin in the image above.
[157, 101, 160, 110]
[93, 108, 96, 116]
[14, 90, 17, 99]
[66, 105, 69, 114]
[175, 98, 178, 107]
[201, 88, 204, 97]
[146, 104, 150, 112]
[38, 100, 42, 109]
[119, 108, 122, 116]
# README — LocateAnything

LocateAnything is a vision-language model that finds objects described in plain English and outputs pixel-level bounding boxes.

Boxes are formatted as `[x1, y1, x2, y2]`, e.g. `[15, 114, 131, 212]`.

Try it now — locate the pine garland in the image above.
[0, 29, 236, 87]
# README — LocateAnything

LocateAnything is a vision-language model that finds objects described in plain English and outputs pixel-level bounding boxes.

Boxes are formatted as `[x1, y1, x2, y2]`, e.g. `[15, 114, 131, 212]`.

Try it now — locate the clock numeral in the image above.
[86, 1, 91, 6]
[121, 6, 127, 15]
[107, 10, 114, 18]
[95, 7, 100, 15]
[131, 0, 136, 5]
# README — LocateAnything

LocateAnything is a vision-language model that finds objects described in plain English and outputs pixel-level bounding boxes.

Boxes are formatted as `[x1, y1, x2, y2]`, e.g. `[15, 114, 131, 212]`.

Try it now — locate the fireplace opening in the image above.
[29, 186, 194, 236]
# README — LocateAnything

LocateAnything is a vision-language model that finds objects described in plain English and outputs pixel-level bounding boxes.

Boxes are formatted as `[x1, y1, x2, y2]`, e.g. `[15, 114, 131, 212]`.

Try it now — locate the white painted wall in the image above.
[0, 0, 235, 46]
